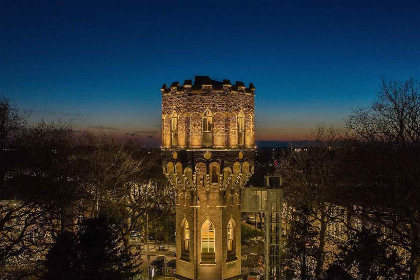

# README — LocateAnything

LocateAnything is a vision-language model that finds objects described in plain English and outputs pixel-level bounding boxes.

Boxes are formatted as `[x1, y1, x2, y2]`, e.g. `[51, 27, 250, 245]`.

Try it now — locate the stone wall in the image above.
[162, 77, 255, 280]
[161, 77, 255, 149]
[164, 150, 252, 280]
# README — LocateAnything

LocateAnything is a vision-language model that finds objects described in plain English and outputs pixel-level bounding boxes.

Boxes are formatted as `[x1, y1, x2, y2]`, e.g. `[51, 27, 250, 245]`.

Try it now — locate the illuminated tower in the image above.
[162, 76, 255, 280]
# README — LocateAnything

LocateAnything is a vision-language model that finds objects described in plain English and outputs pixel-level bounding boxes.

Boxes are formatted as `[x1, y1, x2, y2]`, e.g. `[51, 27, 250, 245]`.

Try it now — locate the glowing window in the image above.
[183, 220, 189, 252]
[202, 110, 213, 147]
[238, 114, 245, 146]
[227, 220, 234, 251]
[171, 115, 178, 146]
[201, 220, 215, 253]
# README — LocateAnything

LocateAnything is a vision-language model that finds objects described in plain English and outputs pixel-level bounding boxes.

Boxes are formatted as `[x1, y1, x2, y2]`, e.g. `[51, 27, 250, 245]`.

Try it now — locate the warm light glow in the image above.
[201, 220, 215, 253]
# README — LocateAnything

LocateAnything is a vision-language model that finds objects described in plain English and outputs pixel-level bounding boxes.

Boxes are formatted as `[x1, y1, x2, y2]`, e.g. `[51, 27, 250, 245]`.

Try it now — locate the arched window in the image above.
[167, 162, 174, 174]
[223, 168, 231, 185]
[181, 219, 190, 260]
[227, 219, 236, 261]
[201, 220, 215, 263]
[211, 165, 218, 184]
[175, 162, 183, 175]
[242, 162, 250, 174]
[162, 115, 166, 147]
[171, 113, 178, 147]
[202, 110, 213, 147]
[233, 162, 241, 174]
[184, 167, 193, 182]
[238, 112, 245, 147]
[227, 220, 233, 251]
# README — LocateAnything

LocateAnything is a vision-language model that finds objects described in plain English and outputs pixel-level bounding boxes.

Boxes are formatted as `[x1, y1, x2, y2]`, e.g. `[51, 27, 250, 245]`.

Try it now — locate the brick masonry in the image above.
[162, 76, 255, 280]
[161, 76, 255, 149]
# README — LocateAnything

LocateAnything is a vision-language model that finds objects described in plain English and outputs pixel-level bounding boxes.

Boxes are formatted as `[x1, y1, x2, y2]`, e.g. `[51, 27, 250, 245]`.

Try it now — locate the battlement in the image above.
[161, 76, 254, 280]
[161, 75, 255, 149]
[161, 75, 255, 95]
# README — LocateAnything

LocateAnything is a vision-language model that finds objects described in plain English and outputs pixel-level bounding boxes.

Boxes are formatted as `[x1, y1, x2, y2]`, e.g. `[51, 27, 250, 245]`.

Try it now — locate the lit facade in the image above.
[162, 76, 255, 280]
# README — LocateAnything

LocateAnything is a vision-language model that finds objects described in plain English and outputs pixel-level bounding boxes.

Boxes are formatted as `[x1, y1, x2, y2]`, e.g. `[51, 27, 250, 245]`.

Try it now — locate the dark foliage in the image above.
[329, 227, 407, 280]
[43, 232, 78, 280]
[324, 264, 353, 280]
[43, 216, 141, 280]
[283, 205, 319, 280]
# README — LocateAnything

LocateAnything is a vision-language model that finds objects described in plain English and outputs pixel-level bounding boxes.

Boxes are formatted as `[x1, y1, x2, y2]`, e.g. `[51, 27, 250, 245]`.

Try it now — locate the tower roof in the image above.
[161, 76, 255, 94]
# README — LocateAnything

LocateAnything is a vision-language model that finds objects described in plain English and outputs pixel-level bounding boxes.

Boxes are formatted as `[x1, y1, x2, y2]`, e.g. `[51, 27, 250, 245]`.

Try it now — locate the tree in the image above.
[43, 216, 141, 280]
[0, 97, 45, 274]
[1, 96, 82, 278]
[42, 232, 78, 280]
[283, 205, 319, 280]
[328, 227, 407, 280]
[241, 225, 265, 275]
[324, 265, 353, 280]
[78, 132, 173, 248]
[346, 78, 420, 279]
[278, 125, 347, 279]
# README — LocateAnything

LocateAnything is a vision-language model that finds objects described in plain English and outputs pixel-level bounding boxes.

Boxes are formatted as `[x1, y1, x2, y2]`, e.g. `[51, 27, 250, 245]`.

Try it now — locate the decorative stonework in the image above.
[162, 76, 255, 280]
[161, 76, 255, 150]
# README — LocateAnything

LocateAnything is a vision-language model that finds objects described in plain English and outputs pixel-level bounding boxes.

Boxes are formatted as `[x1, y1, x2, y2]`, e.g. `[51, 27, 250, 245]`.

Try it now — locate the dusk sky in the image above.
[1, 0, 420, 146]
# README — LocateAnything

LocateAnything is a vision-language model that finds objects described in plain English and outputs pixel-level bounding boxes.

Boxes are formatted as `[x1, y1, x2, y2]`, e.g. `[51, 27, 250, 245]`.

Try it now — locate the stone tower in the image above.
[162, 76, 255, 280]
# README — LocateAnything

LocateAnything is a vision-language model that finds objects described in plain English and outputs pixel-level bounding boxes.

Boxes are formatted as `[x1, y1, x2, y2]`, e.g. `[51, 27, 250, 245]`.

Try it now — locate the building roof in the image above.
[161, 76, 255, 94]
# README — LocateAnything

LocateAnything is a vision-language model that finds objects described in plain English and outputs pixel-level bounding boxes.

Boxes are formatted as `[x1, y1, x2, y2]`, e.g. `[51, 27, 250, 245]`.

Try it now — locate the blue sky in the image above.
[1, 0, 420, 145]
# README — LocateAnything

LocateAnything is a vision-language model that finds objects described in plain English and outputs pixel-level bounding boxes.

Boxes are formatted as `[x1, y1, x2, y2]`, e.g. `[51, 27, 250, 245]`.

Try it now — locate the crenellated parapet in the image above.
[162, 76, 255, 149]
[161, 76, 255, 96]
[161, 76, 254, 280]
[162, 150, 254, 208]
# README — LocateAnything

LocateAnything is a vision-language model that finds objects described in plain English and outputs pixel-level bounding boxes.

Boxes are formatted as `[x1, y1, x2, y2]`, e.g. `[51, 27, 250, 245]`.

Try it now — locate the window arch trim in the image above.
[171, 112, 178, 147]
[237, 111, 245, 147]
[202, 109, 213, 147]
[181, 219, 190, 261]
[227, 218, 237, 261]
[201, 220, 216, 263]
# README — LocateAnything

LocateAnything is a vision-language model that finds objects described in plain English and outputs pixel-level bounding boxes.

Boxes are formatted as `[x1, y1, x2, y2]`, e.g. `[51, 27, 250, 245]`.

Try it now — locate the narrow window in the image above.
[238, 114, 245, 147]
[162, 117, 165, 146]
[227, 219, 236, 261]
[202, 110, 213, 147]
[171, 115, 178, 146]
[184, 220, 189, 251]
[201, 220, 215, 263]
[211, 165, 218, 183]
[227, 220, 233, 251]
[181, 219, 189, 260]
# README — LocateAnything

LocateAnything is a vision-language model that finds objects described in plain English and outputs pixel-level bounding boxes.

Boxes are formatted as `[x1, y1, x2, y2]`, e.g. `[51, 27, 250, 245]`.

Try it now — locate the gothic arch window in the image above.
[227, 219, 236, 261]
[242, 162, 250, 174]
[223, 167, 232, 184]
[202, 110, 213, 147]
[184, 167, 193, 182]
[171, 113, 178, 147]
[181, 219, 190, 260]
[211, 164, 219, 184]
[162, 115, 166, 146]
[201, 220, 215, 263]
[237, 112, 245, 147]
[175, 162, 183, 175]
[167, 162, 174, 174]
[248, 114, 254, 147]
[233, 162, 241, 174]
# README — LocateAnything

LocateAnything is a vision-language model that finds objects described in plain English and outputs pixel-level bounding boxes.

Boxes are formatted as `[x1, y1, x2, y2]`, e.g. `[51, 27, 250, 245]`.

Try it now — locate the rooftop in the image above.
[161, 76, 255, 94]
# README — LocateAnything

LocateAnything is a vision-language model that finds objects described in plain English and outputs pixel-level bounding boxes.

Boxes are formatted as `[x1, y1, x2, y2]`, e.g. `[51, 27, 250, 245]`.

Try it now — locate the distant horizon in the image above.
[2, 1, 419, 142]
[67, 128, 320, 148]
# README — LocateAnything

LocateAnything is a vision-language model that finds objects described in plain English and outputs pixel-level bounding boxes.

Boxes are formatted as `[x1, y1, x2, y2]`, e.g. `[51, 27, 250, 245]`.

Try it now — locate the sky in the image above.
[1, 0, 420, 146]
